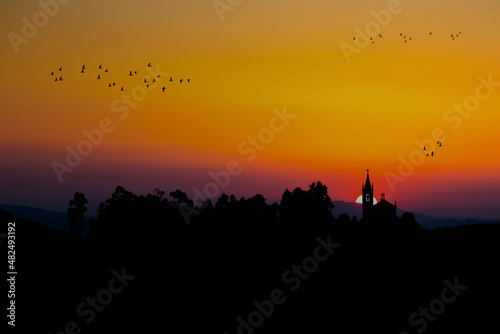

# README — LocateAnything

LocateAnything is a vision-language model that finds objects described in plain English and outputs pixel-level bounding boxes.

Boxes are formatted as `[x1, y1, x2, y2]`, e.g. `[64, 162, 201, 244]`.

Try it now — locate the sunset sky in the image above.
[1, 0, 499, 219]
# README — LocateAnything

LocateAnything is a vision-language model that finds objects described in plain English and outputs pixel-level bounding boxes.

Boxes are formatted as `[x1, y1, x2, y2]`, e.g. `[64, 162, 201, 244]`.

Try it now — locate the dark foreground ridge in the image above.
[2, 183, 499, 333]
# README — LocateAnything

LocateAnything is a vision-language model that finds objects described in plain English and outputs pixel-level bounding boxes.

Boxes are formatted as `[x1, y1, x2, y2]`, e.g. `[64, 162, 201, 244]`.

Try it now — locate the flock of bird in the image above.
[50, 62, 191, 93]
[352, 32, 461, 159]
[354, 31, 462, 44]
[423, 141, 443, 158]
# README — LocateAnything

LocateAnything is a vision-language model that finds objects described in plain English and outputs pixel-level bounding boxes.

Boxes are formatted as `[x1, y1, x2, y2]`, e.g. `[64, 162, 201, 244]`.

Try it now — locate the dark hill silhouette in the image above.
[331, 200, 497, 229]
[0, 200, 490, 237]
[424, 217, 500, 229]
[2, 182, 499, 333]
[0, 203, 90, 235]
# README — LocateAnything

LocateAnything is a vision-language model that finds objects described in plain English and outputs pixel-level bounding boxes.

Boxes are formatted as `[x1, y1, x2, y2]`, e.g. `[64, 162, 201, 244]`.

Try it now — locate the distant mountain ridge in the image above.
[0, 203, 89, 236]
[331, 201, 498, 229]
[1, 202, 497, 233]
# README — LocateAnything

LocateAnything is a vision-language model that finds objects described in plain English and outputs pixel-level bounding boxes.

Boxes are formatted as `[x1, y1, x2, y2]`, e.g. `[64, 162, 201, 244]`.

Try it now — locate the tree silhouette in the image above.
[279, 181, 334, 237]
[88, 186, 189, 249]
[96, 186, 139, 244]
[67, 192, 88, 239]
[169, 189, 194, 207]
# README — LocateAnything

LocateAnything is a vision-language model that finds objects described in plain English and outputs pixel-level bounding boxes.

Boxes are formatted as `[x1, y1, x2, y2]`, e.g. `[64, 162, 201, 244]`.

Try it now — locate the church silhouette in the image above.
[361, 169, 397, 222]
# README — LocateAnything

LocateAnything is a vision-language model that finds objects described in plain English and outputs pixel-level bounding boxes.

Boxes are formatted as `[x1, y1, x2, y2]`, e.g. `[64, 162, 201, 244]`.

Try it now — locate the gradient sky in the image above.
[1, 0, 499, 219]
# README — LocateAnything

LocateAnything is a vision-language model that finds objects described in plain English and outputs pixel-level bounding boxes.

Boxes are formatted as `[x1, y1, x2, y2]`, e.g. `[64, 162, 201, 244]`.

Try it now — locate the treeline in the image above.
[69, 181, 420, 247]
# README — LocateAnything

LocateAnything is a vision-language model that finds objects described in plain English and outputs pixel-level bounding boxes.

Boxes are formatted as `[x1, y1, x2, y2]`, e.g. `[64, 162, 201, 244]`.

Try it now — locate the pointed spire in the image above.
[364, 169, 373, 191]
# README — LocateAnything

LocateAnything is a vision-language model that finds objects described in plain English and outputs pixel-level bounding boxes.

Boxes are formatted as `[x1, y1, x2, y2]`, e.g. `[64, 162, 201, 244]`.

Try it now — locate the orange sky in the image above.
[0, 0, 499, 219]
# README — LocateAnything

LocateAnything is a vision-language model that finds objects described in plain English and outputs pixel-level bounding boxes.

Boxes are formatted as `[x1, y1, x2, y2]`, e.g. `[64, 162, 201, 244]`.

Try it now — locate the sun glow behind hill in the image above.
[355, 196, 378, 205]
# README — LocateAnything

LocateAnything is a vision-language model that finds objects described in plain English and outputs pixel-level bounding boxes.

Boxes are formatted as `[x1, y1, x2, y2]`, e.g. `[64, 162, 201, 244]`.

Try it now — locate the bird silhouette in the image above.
[81, 69, 85, 73]
[187, 79, 191, 83]
[169, 77, 173, 82]
[99, 64, 102, 69]
[108, 83, 112, 87]
[51, 71, 54, 75]
[134, 71, 138, 75]
[180, 79, 183, 84]
[146, 84, 149, 88]
[97, 74, 101, 79]
[112, 82, 116, 86]
[400, 33, 402, 36]
[162, 86, 166, 92]
[59, 67, 62, 71]
[437, 141, 442, 147]
[378, 34, 382, 38]
[353, 37, 356, 40]
[55, 77, 58, 82]
[429, 32, 432, 35]
[423, 146, 427, 151]
[152, 78, 156, 83]
[59, 76, 63, 81]
[148, 63, 152, 67]
[82, 65, 86, 70]
[157, 75, 161, 78]
[431, 151, 435, 157]
[426, 153, 429, 156]
[144, 78, 147, 83]
[121, 87, 124, 91]
[105, 68, 108, 72]
[409, 37, 412, 40]
[129, 71, 133, 76]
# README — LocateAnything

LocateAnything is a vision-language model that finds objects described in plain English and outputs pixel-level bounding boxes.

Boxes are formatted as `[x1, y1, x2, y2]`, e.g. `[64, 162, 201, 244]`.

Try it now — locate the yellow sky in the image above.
[0, 0, 499, 218]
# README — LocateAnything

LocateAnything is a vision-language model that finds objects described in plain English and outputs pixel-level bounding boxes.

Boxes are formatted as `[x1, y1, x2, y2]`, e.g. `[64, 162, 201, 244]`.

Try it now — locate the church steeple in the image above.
[359, 170, 399, 222]
[362, 169, 374, 219]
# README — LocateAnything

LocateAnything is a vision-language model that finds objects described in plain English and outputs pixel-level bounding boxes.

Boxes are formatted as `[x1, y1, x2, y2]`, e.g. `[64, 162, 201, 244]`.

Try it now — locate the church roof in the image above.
[374, 199, 396, 208]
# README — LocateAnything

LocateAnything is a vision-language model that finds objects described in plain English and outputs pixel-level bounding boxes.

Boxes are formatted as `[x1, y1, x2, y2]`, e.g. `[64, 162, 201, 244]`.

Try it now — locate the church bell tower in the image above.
[362, 169, 374, 219]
